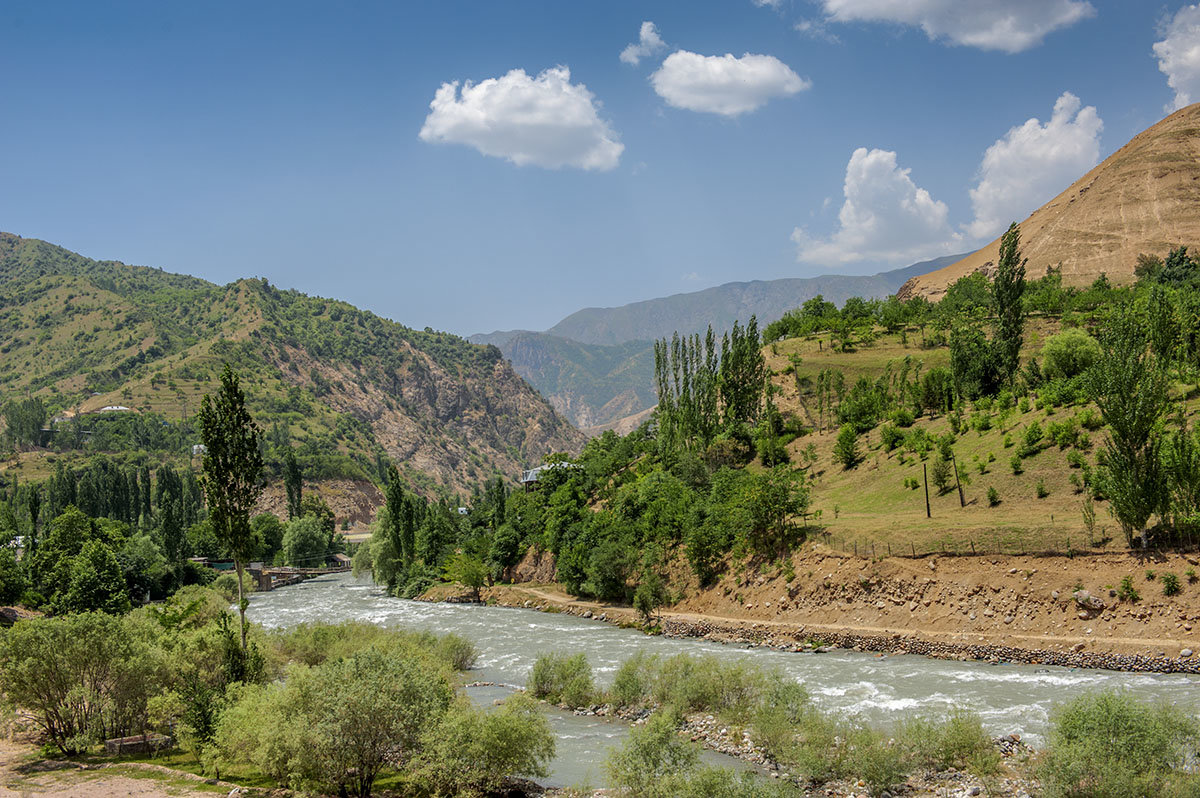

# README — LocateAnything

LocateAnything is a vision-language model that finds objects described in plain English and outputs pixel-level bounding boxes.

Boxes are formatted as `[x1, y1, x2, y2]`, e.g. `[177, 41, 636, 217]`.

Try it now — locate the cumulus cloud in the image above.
[650, 51, 810, 116]
[620, 21, 667, 66]
[821, 0, 1094, 53]
[1154, 5, 1200, 111]
[966, 92, 1102, 240]
[418, 66, 623, 171]
[793, 147, 961, 265]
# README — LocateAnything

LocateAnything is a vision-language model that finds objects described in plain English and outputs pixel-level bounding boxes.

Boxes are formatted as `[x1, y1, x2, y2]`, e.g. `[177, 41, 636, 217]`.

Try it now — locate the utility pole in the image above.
[951, 454, 965, 508]
[923, 462, 931, 518]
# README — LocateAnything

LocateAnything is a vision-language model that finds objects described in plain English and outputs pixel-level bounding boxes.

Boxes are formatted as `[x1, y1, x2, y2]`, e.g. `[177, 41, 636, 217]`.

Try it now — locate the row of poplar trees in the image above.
[653, 317, 766, 451]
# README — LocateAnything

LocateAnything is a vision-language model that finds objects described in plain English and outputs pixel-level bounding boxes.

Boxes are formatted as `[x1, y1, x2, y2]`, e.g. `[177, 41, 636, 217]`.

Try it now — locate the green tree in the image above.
[414, 694, 555, 796]
[0, 548, 25, 604]
[443, 550, 487, 601]
[282, 516, 329, 567]
[1086, 311, 1170, 546]
[992, 222, 1027, 385]
[834, 424, 861, 469]
[3, 396, 46, 449]
[634, 571, 668, 627]
[283, 449, 303, 520]
[1041, 328, 1102, 380]
[197, 364, 264, 651]
[250, 513, 285, 564]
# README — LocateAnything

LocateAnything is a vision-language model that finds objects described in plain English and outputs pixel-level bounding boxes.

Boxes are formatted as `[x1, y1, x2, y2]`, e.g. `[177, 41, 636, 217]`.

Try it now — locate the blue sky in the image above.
[2, 1, 1198, 335]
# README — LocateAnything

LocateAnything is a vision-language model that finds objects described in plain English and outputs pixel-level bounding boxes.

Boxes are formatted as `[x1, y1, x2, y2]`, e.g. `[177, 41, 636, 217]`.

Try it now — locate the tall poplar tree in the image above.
[284, 449, 303, 520]
[198, 364, 263, 651]
[992, 222, 1027, 385]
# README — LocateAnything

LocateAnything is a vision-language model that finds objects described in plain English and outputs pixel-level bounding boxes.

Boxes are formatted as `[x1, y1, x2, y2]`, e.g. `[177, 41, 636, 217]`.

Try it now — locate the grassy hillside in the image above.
[764, 322, 1149, 555]
[0, 232, 584, 495]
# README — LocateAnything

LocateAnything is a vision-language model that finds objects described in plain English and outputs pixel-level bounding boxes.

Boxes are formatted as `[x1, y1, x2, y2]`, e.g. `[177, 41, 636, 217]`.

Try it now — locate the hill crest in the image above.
[900, 103, 1200, 299]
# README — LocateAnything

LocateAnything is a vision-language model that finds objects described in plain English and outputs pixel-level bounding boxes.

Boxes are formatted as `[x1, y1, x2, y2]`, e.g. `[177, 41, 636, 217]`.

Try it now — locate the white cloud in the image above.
[418, 66, 623, 171]
[793, 147, 962, 265]
[966, 92, 1102, 240]
[620, 21, 667, 66]
[752, 0, 782, 8]
[821, 0, 1094, 53]
[794, 18, 841, 43]
[650, 51, 810, 116]
[1154, 5, 1200, 111]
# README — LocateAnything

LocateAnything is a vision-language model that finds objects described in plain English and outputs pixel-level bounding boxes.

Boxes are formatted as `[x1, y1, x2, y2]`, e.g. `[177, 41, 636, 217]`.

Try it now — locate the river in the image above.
[247, 572, 1200, 788]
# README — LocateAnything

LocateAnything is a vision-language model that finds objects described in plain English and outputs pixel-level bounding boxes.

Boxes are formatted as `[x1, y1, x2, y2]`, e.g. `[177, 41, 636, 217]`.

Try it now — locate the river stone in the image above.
[1183, 649, 1194, 657]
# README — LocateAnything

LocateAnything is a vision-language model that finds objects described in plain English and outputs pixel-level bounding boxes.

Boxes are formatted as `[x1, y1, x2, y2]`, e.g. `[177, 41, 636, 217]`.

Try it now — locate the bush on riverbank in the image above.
[0, 601, 526, 798]
[566, 650, 1015, 797]
[528, 652, 595, 707]
[606, 709, 804, 797]
[1039, 690, 1200, 798]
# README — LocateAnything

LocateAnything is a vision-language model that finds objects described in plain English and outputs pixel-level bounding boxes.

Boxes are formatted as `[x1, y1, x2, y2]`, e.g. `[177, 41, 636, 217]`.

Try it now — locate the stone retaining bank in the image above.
[491, 596, 1200, 675]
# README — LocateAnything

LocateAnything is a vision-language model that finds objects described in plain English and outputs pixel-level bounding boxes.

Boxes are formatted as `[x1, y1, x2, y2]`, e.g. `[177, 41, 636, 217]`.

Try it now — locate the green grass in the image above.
[756, 322, 1178, 555]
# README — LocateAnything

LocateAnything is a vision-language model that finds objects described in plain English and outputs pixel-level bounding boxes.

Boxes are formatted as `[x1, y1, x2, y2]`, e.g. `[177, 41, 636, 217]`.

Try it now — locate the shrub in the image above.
[846, 727, 908, 798]
[880, 423, 904, 451]
[1037, 480, 1050, 498]
[1161, 573, 1181, 597]
[436, 633, 479, 671]
[609, 651, 657, 709]
[1067, 450, 1085, 468]
[834, 424, 861, 469]
[1039, 691, 1200, 798]
[528, 652, 594, 707]
[606, 710, 698, 796]
[900, 709, 999, 776]
[0, 612, 153, 754]
[1010, 455, 1023, 475]
[890, 407, 915, 428]
[1041, 328, 1102, 380]
[414, 693, 555, 796]
[214, 646, 454, 798]
[1117, 576, 1140, 603]
[987, 487, 1001, 506]
[1187, 568, 1197, 583]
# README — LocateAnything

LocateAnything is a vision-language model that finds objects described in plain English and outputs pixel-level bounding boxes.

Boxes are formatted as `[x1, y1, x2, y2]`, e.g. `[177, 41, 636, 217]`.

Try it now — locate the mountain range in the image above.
[472, 254, 964, 429]
[0, 232, 583, 495]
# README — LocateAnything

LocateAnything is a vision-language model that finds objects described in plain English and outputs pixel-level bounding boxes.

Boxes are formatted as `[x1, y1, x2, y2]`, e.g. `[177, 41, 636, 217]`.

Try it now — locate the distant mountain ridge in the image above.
[541, 255, 963, 347]
[473, 255, 965, 429]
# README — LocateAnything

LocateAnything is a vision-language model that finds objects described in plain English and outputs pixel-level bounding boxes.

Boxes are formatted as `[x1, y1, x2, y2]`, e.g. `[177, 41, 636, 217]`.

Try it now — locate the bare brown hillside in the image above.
[900, 103, 1200, 299]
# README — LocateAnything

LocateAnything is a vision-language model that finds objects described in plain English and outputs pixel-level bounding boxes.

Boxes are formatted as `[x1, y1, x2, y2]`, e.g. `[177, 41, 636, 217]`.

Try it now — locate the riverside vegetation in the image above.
[528, 649, 1200, 798]
[360, 228, 1200, 629]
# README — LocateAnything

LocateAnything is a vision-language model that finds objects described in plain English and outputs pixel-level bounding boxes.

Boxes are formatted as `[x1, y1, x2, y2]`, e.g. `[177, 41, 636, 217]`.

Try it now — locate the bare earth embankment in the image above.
[434, 545, 1200, 672]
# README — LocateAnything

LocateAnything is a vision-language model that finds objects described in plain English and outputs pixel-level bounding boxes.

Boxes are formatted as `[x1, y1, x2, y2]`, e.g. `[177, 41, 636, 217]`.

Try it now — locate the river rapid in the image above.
[247, 572, 1200, 788]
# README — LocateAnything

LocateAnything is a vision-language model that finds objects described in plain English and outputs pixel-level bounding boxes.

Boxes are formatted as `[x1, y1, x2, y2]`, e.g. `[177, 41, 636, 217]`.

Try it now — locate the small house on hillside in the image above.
[520, 462, 580, 491]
